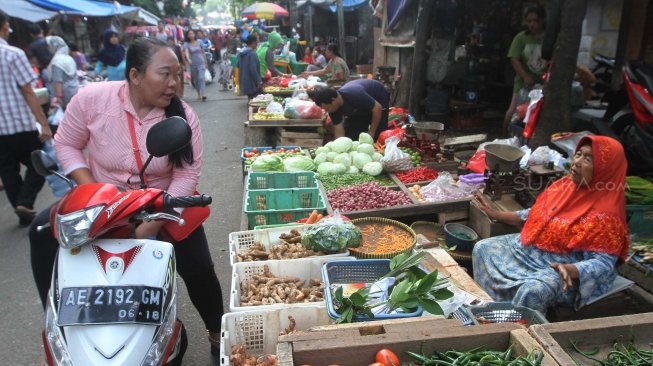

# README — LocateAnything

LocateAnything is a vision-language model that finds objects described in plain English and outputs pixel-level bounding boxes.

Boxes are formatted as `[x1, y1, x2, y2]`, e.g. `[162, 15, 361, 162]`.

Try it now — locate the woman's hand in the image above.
[474, 192, 500, 220]
[550, 263, 580, 292]
[523, 74, 535, 87]
[135, 221, 166, 239]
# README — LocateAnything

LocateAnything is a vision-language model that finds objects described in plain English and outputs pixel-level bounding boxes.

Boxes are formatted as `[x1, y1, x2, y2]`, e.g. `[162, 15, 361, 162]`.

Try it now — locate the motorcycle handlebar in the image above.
[164, 194, 212, 209]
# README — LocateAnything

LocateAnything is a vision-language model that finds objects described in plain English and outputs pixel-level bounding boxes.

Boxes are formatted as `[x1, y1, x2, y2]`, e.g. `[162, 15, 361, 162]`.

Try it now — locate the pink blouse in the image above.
[54, 81, 203, 198]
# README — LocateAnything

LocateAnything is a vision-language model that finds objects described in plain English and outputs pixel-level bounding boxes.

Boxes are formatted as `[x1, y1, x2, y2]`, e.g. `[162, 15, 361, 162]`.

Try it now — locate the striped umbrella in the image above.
[241, 2, 289, 20]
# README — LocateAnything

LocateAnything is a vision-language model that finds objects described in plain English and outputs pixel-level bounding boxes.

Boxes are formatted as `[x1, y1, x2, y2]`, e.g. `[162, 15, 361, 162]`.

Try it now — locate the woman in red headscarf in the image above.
[472, 135, 630, 313]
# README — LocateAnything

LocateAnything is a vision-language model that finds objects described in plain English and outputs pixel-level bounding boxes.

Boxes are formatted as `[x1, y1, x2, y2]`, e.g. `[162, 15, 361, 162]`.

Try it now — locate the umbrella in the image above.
[241, 2, 288, 20]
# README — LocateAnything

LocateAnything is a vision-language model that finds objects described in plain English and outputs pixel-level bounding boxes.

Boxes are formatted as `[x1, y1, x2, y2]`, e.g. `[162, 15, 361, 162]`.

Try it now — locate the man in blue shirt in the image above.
[310, 79, 389, 140]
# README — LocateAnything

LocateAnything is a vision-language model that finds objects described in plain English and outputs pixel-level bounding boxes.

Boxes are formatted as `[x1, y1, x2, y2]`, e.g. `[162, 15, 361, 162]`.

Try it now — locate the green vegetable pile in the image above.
[569, 338, 653, 365]
[626, 176, 653, 205]
[407, 345, 544, 366]
[318, 173, 394, 191]
[301, 216, 362, 254]
[312, 133, 385, 177]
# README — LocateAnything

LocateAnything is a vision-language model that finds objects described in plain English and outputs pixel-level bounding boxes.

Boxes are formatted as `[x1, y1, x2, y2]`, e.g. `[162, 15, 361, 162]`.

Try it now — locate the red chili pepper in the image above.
[396, 167, 439, 183]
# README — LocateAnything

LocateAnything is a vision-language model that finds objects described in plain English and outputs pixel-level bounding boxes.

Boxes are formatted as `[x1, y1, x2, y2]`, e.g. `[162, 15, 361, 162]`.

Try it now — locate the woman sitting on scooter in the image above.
[29, 37, 225, 354]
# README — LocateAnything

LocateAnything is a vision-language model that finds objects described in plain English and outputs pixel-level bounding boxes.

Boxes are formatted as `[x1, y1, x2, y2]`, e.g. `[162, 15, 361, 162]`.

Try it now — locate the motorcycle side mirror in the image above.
[137, 116, 192, 189]
[30, 150, 75, 187]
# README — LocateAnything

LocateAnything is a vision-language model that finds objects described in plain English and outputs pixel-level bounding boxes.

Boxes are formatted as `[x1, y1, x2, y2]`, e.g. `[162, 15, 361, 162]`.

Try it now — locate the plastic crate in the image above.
[321, 259, 424, 322]
[468, 302, 548, 326]
[230, 256, 355, 312]
[244, 187, 326, 229]
[626, 204, 653, 238]
[246, 172, 318, 190]
[448, 306, 476, 326]
[228, 224, 350, 265]
[240, 146, 301, 161]
[219, 306, 332, 366]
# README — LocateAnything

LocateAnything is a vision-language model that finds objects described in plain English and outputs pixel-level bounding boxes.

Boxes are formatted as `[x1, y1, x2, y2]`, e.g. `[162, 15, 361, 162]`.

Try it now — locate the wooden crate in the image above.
[277, 128, 323, 148]
[468, 197, 522, 239]
[529, 312, 653, 366]
[276, 318, 558, 366]
[619, 256, 653, 294]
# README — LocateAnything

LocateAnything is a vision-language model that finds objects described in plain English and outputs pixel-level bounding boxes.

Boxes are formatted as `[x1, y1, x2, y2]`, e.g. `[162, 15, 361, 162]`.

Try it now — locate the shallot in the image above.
[326, 183, 413, 212]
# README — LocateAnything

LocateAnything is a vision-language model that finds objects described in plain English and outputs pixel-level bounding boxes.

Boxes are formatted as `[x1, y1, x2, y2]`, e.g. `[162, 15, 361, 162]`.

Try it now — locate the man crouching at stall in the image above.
[309, 79, 389, 141]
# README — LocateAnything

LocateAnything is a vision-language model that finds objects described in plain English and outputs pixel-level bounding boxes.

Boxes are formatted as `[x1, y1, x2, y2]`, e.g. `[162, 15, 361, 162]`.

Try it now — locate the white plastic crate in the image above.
[228, 224, 350, 265]
[219, 306, 332, 366]
[230, 256, 355, 312]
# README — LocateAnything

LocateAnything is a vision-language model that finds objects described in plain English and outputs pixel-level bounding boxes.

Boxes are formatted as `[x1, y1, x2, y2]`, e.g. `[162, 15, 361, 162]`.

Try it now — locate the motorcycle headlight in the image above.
[141, 297, 178, 366]
[44, 297, 74, 366]
[56, 205, 105, 249]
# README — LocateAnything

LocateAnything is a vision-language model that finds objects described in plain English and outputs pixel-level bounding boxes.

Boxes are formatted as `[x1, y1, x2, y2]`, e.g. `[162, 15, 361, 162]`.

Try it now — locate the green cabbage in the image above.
[331, 137, 353, 153]
[283, 155, 316, 172]
[358, 132, 374, 145]
[357, 143, 376, 156]
[317, 162, 347, 175]
[351, 141, 360, 151]
[362, 161, 383, 176]
[313, 152, 328, 165]
[347, 166, 360, 174]
[372, 152, 384, 162]
[326, 151, 339, 162]
[315, 146, 330, 156]
[353, 152, 373, 169]
[333, 153, 352, 168]
[251, 154, 284, 172]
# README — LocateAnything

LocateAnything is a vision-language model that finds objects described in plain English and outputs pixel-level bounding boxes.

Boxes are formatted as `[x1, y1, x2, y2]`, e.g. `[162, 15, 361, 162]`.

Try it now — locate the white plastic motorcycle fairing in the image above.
[53, 239, 176, 365]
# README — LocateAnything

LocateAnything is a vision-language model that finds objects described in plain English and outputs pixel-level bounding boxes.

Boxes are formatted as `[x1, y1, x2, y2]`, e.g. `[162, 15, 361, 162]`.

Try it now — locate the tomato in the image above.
[252, 148, 259, 154]
[376, 348, 400, 366]
[369, 363, 385, 366]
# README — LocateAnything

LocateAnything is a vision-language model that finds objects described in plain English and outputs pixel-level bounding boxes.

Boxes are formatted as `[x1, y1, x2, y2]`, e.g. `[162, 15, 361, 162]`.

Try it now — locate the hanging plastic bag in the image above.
[380, 136, 413, 172]
[420, 172, 470, 202]
[465, 150, 487, 173]
[523, 89, 544, 139]
[378, 121, 405, 145]
[48, 106, 65, 126]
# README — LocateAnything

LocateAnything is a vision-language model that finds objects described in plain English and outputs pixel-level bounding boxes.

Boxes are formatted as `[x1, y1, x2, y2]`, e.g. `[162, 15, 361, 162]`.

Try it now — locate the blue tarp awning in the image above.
[27, 0, 137, 17]
[296, 0, 367, 12]
[0, 0, 58, 22]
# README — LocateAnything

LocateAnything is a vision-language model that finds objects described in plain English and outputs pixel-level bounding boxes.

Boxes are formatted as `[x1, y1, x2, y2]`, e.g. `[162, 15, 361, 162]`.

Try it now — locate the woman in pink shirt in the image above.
[29, 37, 224, 354]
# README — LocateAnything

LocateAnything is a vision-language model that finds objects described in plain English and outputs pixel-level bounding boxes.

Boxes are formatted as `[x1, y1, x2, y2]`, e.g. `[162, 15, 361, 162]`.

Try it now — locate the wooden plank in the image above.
[445, 265, 492, 301]
[510, 329, 559, 366]
[248, 106, 324, 127]
[468, 200, 521, 239]
[328, 198, 471, 220]
[423, 248, 460, 268]
[279, 130, 322, 139]
[619, 259, 653, 294]
[277, 137, 323, 148]
[437, 210, 469, 225]
[275, 342, 293, 366]
[443, 133, 488, 146]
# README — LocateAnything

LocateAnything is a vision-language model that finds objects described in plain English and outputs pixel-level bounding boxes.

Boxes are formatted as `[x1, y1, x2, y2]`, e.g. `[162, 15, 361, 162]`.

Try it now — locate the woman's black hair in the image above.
[326, 43, 341, 58]
[185, 29, 195, 43]
[525, 5, 546, 31]
[309, 86, 338, 106]
[68, 41, 79, 52]
[125, 37, 194, 169]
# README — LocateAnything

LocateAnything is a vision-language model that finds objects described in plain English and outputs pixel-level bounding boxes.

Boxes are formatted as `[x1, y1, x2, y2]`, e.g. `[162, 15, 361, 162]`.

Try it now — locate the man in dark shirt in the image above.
[310, 79, 389, 140]
[28, 23, 51, 73]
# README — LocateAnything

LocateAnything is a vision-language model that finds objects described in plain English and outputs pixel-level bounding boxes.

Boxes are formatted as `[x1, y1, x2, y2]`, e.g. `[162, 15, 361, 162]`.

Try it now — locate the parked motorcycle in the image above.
[34, 116, 212, 365]
[608, 61, 653, 176]
[205, 51, 216, 83]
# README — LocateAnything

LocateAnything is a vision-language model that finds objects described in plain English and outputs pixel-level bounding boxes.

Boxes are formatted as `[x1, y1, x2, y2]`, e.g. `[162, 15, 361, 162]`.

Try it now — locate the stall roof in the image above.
[27, 0, 135, 17]
[296, 0, 367, 12]
[0, 0, 57, 22]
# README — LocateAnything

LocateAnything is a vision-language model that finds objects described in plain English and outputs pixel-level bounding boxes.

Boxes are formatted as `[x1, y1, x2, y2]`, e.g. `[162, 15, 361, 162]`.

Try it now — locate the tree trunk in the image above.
[530, 0, 587, 147]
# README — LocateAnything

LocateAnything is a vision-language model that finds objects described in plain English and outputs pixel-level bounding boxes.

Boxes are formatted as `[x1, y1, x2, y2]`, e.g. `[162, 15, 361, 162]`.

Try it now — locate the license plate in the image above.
[57, 286, 164, 326]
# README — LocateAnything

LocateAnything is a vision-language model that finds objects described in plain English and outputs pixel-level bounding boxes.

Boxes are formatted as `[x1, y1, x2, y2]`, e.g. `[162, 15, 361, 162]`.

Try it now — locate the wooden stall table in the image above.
[244, 106, 325, 147]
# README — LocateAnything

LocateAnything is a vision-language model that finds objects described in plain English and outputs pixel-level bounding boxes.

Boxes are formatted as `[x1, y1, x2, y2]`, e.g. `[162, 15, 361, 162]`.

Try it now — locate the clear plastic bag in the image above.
[283, 99, 323, 119]
[421, 172, 470, 202]
[380, 136, 413, 172]
[300, 211, 362, 254]
[265, 101, 284, 114]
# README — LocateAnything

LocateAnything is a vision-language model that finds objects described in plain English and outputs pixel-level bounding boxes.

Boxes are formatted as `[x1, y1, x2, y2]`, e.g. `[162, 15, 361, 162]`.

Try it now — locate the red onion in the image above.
[326, 183, 413, 212]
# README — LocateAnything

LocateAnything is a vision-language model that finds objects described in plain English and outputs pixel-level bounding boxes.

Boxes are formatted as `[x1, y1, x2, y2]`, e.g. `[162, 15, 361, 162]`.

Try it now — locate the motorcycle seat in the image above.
[593, 54, 615, 67]
[633, 64, 653, 94]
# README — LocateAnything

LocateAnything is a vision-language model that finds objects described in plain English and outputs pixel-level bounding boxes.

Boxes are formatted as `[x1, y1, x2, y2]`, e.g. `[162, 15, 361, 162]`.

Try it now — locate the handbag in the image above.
[126, 112, 210, 242]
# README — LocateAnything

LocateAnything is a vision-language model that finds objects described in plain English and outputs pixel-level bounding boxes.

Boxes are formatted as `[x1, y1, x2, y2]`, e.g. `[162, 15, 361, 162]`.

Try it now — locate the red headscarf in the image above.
[521, 135, 630, 260]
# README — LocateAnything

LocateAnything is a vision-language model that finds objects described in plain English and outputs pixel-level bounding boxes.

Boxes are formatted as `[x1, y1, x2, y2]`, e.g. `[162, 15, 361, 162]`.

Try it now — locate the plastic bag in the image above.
[420, 172, 470, 202]
[528, 146, 567, 169]
[465, 150, 487, 173]
[523, 88, 544, 139]
[48, 106, 64, 126]
[380, 136, 412, 172]
[284, 99, 323, 119]
[42, 140, 72, 197]
[300, 211, 362, 254]
[265, 101, 284, 114]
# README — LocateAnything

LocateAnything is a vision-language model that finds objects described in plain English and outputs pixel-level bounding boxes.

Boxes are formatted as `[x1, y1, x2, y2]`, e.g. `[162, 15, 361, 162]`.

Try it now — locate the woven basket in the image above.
[349, 217, 416, 259]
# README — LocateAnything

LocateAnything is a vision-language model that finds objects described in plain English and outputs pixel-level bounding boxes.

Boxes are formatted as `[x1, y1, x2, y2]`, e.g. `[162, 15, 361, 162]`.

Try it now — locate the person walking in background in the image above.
[68, 42, 87, 71]
[44, 36, 79, 110]
[302, 46, 314, 64]
[95, 28, 127, 81]
[228, 28, 243, 55]
[168, 35, 186, 97]
[155, 20, 169, 42]
[237, 34, 262, 99]
[256, 31, 288, 79]
[184, 29, 208, 101]
[503, 5, 547, 136]
[0, 10, 53, 226]
[28, 23, 52, 75]
[302, 44, 349, 83]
